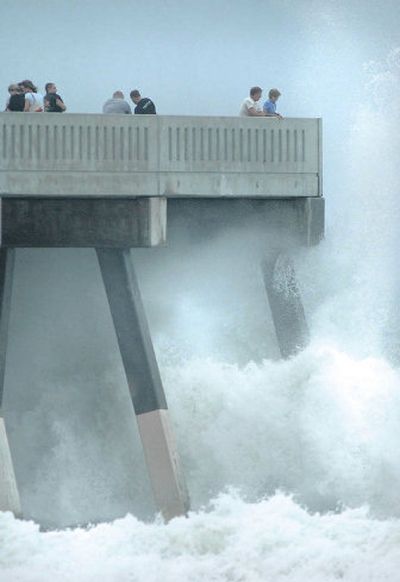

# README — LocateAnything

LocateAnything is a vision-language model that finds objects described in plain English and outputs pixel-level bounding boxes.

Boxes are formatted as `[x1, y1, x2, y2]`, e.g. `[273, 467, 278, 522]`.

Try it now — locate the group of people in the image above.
[240, 87, 283, 118]
[3, 80, 156, 116]
[5, 80, 66, 113]
[102, 90, 156, 115]
[4, 81, 281, 118]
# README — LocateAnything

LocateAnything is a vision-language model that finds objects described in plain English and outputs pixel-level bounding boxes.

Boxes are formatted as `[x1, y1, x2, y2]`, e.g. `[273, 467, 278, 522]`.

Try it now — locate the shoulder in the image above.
[243, 97, 255, 109]
[263, 100, 274, 111]
[138, 98, 156, 112]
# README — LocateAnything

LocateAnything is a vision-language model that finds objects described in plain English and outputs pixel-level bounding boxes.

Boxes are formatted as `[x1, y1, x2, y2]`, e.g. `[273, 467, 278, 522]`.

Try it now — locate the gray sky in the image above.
[1, 0, 399, 115]
[0, 0, 399, 197]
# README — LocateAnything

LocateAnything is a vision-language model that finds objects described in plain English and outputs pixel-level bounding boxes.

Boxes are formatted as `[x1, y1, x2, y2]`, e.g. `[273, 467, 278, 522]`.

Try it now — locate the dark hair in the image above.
[20, 79, 37, 93]
[45, 82, 55, 93]
[250, 86, 262, 97]
[130, 89, 140, 99]
[269, 88, 281, 99]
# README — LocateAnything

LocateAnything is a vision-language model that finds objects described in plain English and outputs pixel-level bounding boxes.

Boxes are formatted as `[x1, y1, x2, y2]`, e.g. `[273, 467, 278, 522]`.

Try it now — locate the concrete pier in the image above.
[0, 113, 324, 523]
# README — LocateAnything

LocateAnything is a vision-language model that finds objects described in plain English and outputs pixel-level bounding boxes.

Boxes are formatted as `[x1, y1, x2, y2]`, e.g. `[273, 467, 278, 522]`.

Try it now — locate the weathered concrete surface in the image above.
[97, 249, 168, 414]
[0, 249, 14, 403]
[0, 197, 166, 247]
[0, 249, 20, 515]
[167, 196, 325, 248]
[97, 249, 189, 518]
[0, 417, 21, 515]
[262, 253, 310, 358]
[137, 410, 189, 521]
[0, 113, 322, 199]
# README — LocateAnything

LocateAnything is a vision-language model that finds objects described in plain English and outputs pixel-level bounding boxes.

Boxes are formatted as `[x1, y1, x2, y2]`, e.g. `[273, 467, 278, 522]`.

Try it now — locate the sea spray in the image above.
[1, 493, 400, 582]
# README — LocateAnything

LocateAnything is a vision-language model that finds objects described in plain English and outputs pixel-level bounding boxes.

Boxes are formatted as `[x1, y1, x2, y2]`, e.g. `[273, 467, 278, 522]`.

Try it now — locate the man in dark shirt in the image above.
[130, 89, 156, 114]
[44, 83, 66, 113]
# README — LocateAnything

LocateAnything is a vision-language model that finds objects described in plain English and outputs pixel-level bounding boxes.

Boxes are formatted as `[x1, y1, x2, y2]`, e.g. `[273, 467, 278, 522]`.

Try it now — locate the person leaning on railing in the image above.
[5, 84, 25, 111]
[239, 86, 267, 117]
[130, 89, 156, 114]
[20, 80, 44, 112]
[263, 88, 283, 119]
[44, 82, 67, 113]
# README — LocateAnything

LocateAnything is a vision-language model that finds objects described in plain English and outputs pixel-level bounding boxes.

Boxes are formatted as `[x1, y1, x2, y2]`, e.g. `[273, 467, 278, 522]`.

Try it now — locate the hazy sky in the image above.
[0, 0, 398, 116]
[0, 0, 399, 199]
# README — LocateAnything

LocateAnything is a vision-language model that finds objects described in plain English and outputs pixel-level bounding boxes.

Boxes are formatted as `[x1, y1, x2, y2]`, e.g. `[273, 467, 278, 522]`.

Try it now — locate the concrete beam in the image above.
[167, 197, 325, 247]
[0, 197, 166, 248]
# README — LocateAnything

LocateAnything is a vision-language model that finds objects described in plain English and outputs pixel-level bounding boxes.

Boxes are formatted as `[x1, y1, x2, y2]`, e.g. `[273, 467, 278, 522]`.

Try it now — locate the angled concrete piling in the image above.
[0, 249, 21, 515]
[97, 249, 189, 520]
[262, 252, 310, 358]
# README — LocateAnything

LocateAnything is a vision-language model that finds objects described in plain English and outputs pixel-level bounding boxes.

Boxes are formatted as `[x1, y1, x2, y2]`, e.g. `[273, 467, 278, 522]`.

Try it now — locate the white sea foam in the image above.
[163, 346, 400, 517]
[1, 493, 400, 582]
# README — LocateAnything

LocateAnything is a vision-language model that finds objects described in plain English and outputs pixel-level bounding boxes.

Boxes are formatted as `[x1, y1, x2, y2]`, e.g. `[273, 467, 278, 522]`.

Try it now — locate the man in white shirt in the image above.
[239, 86, 266, 117]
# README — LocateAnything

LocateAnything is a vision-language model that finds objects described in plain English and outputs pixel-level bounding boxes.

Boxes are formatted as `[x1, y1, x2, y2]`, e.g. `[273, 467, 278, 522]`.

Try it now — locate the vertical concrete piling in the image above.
[262, 252, 310, 359]
[96, 249, 189, 521]
[0, 249, 21, 515]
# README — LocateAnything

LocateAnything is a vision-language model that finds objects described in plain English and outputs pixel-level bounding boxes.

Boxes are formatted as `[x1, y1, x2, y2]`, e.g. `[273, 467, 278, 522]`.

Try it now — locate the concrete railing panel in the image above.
[0, 113, 322, 198]
[0, 114, 157, 171]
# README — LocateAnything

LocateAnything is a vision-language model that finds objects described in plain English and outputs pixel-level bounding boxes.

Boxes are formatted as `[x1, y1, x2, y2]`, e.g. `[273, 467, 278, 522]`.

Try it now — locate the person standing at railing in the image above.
[263, 88, 283, 119]
[130, 90, 156, 114]
[5, 84, 25, 111]
[102, 91, 132, 114]
[239, 86, 266, 116]
[20, 80, 44, 112]
[44, 82, 66, 113]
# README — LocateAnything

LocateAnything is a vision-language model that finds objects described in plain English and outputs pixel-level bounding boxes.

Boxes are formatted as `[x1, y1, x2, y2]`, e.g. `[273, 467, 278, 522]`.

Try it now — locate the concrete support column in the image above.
[96, 249, 189, 521]
[0, 249, 21, 515]
[296, 197, 325, 246]
[262, 252, 309, 359]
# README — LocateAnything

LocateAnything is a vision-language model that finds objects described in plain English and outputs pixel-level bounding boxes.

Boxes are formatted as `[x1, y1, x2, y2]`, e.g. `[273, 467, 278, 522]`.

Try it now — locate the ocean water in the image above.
[1, 50, 400, 581]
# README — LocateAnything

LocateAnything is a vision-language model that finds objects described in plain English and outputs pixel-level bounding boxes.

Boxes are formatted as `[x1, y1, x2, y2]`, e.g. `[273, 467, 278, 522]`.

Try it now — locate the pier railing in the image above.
[0, 113, 322, 198]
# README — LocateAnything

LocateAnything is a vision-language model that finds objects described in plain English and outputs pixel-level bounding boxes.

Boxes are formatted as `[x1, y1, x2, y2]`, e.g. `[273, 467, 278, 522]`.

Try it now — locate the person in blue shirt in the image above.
[263, 88, 283, 118]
